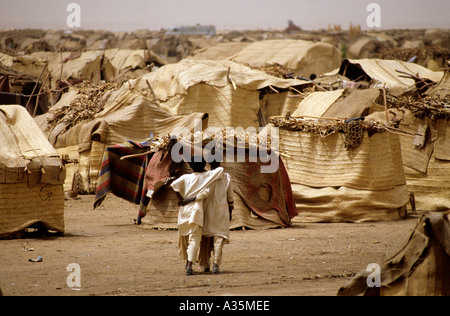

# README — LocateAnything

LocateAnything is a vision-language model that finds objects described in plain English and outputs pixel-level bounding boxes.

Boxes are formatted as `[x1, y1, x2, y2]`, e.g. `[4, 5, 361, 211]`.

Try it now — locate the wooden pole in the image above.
[24, 61, 48, 110]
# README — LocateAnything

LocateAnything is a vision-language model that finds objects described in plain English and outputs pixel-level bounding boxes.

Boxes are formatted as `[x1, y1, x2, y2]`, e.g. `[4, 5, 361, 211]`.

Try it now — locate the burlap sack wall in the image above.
[278, 128, 409, 222]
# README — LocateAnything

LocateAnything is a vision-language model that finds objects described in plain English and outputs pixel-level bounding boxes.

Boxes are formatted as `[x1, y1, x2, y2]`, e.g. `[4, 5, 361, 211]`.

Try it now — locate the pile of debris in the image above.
[46, 82, 121, 133]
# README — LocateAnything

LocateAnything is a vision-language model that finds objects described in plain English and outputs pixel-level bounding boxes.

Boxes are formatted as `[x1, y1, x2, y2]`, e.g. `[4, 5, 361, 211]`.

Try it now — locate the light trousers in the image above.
[178, 224, 203, 263]
[199, 236, 225, 269]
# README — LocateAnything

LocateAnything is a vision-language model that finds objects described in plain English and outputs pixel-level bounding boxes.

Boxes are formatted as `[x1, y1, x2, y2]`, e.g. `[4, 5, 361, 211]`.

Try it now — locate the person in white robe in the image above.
[170, 156, 224, 275]
[199, 159, 234, 274]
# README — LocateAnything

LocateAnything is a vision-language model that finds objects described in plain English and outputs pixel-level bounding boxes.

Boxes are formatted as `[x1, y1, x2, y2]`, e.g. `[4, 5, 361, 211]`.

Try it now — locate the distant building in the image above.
[165, 24, 216, 36]
[285, 20, 302, 34]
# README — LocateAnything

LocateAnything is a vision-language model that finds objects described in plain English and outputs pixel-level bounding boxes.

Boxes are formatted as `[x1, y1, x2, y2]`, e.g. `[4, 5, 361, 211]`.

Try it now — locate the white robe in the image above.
[171, 167, 224, 236]
[202, 172, 233, 240]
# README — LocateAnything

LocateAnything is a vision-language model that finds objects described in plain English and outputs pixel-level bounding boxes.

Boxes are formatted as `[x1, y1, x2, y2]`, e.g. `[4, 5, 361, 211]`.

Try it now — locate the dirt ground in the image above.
[0, 194, 419, 296]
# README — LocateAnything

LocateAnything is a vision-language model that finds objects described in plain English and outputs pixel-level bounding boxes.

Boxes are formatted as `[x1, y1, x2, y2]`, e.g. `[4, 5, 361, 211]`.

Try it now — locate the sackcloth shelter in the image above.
[338, 211, 450, 296]
[188, 39, 342, 79]
[365, 72, 450, 212]
[338, 58, 444, 97]
[0, 104, 65, 237]
[34, 83, 208, 193]
[267, 111, 409, 223]
[127, 59, 313, 130]
[94, 134, 297, 230]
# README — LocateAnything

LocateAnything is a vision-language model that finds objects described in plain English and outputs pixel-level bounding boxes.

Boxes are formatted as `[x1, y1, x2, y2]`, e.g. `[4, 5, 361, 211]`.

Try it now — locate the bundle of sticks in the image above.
[396, 94, 450, 120]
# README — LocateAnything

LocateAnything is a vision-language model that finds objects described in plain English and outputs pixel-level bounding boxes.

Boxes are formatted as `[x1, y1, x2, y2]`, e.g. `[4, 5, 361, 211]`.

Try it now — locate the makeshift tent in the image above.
[35, 83, 208, 193]
[338, 58, 444, 96]
[94, 134, 297, 230]
[338, 211, 450, 296]
[128, 59, 312, 130]
[266, 87, 409, 222]
[188, 39, 342, 78]
[267, 116, 409, 222]
[0, 104, 65, 237]
[366, 74, 450, 212]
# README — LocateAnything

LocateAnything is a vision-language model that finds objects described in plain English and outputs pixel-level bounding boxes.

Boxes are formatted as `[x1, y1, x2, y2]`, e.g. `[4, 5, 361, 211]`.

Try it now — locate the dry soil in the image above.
[0, 194, 419, 296]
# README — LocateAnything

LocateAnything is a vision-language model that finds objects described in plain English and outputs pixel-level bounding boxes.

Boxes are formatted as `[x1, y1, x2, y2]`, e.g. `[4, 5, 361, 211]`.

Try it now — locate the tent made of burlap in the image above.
[366, 74, 450, 212]
[338, 211, 450, 296]
[367, 109, 450, 212]
[338, 58, 445, 97]
[0, 104, 65, 237]
[35, 84, 208, 193]
[128, 59, 312, 130]
[188, 39, 342, 79]
[267, 117, 409, 223]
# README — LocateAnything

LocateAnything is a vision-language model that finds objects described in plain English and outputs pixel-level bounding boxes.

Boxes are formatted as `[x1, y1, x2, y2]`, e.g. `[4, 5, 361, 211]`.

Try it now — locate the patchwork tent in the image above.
[267, 116, 409, 223]
[0, 104, 65, 237]
[94, 136, 297, 230]
[338, 211, 450, 296]
[189, 39, 342, 78]
[128, 59, 312, 130]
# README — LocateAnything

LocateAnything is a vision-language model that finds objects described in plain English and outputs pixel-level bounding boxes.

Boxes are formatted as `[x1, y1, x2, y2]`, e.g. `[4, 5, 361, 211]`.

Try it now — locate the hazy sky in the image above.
[0, 0, 449, 31]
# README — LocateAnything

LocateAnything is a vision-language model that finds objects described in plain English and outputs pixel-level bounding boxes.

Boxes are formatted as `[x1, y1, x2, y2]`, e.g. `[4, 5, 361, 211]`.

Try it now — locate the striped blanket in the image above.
[93, 140, 151, 215]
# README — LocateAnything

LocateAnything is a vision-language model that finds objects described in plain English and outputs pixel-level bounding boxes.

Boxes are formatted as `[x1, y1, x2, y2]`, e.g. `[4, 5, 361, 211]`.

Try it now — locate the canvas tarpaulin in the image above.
[0, 104, 65, 236]
[338, 211, 450, 296]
